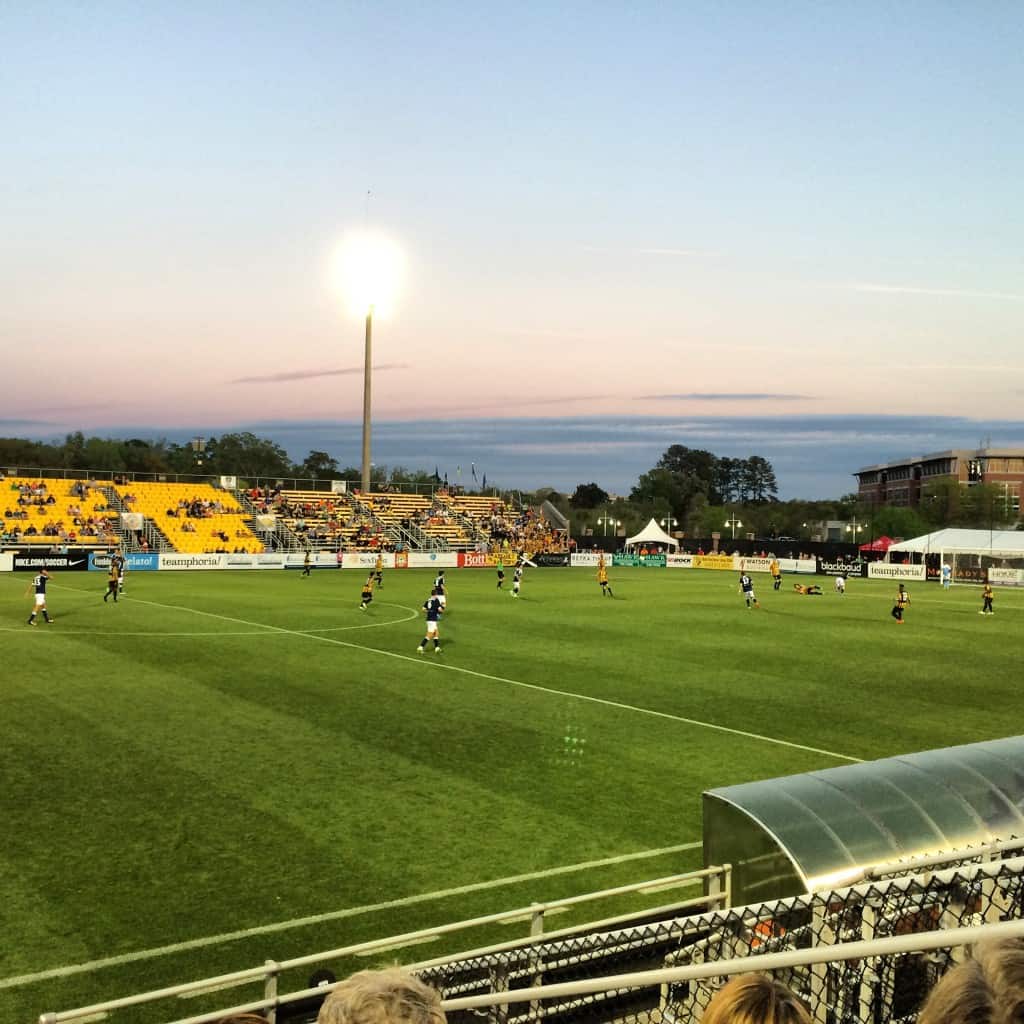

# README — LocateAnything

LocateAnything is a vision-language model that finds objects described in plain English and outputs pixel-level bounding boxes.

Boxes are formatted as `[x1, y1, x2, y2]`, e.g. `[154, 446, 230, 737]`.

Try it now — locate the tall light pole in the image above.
[361, 306, 373, 493]
[660, 516, 679, 534]
[333, 232, 404, 496]
[725, 515, 743, 540]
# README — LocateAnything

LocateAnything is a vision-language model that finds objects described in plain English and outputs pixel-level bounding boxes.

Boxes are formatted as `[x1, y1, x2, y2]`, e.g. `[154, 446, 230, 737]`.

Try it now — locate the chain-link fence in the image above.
[425, 854, 1024, 1024]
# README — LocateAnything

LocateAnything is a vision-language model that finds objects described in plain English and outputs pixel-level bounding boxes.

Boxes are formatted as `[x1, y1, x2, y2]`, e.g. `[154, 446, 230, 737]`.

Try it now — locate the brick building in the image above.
[855, 449, 1024, 513]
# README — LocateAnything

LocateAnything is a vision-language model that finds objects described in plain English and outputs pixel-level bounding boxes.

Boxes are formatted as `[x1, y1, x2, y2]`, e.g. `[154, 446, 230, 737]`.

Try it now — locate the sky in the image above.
[2, 3, 1022, 497]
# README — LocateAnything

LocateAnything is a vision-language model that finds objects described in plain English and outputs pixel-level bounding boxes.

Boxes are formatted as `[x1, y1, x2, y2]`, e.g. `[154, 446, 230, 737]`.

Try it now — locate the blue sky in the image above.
[2, 3, 1022, 492]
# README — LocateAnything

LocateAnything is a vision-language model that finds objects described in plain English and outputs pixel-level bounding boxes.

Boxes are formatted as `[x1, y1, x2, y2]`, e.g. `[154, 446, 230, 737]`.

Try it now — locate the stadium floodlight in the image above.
[331, 232, 405, 494]
[596, 514, 620, 537]
[660, 516, 679, 533]
[725, 516, 743, 540]
[846, 520, 866, 536]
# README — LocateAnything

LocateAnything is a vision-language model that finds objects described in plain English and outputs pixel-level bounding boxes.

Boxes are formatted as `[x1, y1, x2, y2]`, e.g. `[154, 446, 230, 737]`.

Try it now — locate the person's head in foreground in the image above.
[917, 937, 1024, 1024]
[317, 968, 445, 1024]
[703, 974, 811, 1024]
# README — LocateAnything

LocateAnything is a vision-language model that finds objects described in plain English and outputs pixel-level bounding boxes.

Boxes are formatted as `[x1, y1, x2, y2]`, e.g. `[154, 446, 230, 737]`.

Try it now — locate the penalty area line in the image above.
[0, 841, 701, 989]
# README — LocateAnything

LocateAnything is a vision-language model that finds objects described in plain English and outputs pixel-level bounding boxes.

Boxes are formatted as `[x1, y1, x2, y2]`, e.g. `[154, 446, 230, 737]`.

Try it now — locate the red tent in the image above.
[860, 535, 895, 552]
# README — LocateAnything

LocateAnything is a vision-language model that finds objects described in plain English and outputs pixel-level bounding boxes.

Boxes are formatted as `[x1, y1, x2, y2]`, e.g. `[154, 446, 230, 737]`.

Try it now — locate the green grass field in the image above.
[1, 565, 1020, 1022]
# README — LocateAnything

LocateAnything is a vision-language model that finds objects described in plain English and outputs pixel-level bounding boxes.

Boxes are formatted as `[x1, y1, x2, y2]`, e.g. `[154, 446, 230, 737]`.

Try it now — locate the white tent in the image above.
[624, 518, 678, 550]
[888, 529, 1024, 557]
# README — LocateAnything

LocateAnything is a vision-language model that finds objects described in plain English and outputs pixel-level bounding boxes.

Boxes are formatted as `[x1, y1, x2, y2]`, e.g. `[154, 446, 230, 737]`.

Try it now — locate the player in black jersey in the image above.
[112, 551, 126, 594]
[104, 561, 119, 602]
[417, 588, 443, 653]
[26, 569, 54, 625]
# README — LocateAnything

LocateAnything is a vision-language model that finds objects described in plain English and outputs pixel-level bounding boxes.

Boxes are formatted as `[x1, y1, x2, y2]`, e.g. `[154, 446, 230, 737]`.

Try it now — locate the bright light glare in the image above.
[331, 232, 405, 317]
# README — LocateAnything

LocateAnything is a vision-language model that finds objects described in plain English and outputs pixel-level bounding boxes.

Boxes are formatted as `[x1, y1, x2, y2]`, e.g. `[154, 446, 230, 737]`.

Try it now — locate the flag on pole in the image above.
[471, 462, 477, 481]
[482, 473, 487, 490]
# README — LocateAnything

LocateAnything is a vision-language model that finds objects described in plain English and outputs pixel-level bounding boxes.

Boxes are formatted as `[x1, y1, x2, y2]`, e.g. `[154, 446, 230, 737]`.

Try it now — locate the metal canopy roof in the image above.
[703, 736, 1024, 904]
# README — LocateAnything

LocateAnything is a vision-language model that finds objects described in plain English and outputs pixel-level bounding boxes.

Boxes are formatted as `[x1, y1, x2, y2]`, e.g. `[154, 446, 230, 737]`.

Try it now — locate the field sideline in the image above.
[1, 566, 1020, 1022]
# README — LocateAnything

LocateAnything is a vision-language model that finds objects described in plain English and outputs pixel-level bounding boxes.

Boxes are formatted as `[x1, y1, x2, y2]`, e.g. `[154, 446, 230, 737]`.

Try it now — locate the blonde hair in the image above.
[917, 938, 1024, 1024]
[317, 968, 445, 1024]
[703, 974, 812, 1024]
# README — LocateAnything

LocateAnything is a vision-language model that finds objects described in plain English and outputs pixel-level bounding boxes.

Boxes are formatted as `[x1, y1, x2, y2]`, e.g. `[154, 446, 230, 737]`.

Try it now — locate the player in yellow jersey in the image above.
[981, 581, 994, 615]
[374, 552, 384, 588]
[770, 558, 782, 591]
[597, 560, 613, 597]
[891, 583, 910, 623]
[359, 573, 375, 610]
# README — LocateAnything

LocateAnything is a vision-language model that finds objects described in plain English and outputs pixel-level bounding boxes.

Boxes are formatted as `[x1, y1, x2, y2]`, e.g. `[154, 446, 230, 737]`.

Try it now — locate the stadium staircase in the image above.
[233, 488, 301, 552]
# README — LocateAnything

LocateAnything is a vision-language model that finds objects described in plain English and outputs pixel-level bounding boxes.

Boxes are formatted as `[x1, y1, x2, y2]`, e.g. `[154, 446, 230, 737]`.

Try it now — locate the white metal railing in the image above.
[38, 865, 729, 1024]
[440, 919, 1024, 1014]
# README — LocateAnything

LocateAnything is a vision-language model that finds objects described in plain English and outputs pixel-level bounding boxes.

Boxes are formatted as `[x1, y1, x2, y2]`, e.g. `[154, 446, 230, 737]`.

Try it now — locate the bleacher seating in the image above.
[0, 476, 118, 546]
[115, 481, 264, 554]
[262, 489, 388, 550]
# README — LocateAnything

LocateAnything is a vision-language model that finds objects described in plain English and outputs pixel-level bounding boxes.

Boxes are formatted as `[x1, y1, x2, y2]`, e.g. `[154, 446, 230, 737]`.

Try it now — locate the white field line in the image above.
[66, 587, 863, 765]
[0, 841, 702, 989]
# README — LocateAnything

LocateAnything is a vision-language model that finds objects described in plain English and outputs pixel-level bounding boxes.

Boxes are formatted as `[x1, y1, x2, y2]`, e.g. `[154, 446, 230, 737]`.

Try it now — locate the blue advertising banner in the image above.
[88, 552, 160, 571]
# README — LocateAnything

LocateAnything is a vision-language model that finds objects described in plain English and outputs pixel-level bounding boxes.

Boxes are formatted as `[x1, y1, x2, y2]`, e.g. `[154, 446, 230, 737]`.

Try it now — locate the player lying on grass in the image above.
[792, 583, 823, 595]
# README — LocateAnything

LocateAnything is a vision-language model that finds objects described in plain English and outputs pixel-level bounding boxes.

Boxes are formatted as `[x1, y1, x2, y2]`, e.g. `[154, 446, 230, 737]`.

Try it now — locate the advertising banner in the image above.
[868, 562, 926, 581]
[988, 567, 1024, 587]
[612, 553, 639, 566]
[224, 553, 286, 569]
[330, 480, 348, 494]
[666, 553, 694, 568]
[395, 552, 409, 569]
[460, 551, 514, 568]
[0, 552, 13, 572]
[339, 552, 395, 570]
[739, 557, 773, 574]
[219, 476, 237, 489]
[532, 553, 570, 567]
[121, 512, 144, 531]
[639, 554, 666, 567]
[571, 552, 603, 567]
[693, 554, 737, 571]
[159, 553, 226, 571]
[13, 552, 90, 571]
[408, 552, 459, 569]
[816, 558, 868, 578]
[89, 552, 160, 571]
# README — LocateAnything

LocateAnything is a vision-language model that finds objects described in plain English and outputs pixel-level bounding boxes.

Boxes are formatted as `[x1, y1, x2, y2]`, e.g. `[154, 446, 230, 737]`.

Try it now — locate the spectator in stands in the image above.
[317, 967, 445, 1024]
[917, 937, 1024, 1024]
[703, 975, 811, 1024]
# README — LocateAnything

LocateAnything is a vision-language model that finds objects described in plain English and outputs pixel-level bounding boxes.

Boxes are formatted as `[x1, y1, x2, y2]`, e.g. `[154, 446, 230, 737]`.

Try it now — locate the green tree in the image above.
[208, 432, 293, 478]
[569, 482, 609, 509]
[299, 450, 340, 480]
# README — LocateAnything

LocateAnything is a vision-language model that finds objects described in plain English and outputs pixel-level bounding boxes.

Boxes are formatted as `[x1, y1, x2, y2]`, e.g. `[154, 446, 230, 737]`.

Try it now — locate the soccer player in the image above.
[981, 581, 995, 615]
[103, 560, 119, 602]
[359, 573, 375, 610]
[770, 558, 782, 591]
[739, 572, 760, 609]
[891, 583, 910, 624]
[302, 549, 312, 576]
[834, 573, 846, 595]
[941, 562, 952, 589]
[496, 561, 505, 589]
[597, 559, 613, 597]
[511, 564, 523, 598]
[374, 552, 385, 588]
[113, 550, 126, 594]
[416, 588, 443, 653]
[433, 568, 445, 591]
[793, 583, 823, 595]
[26, 568, 54, 625]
